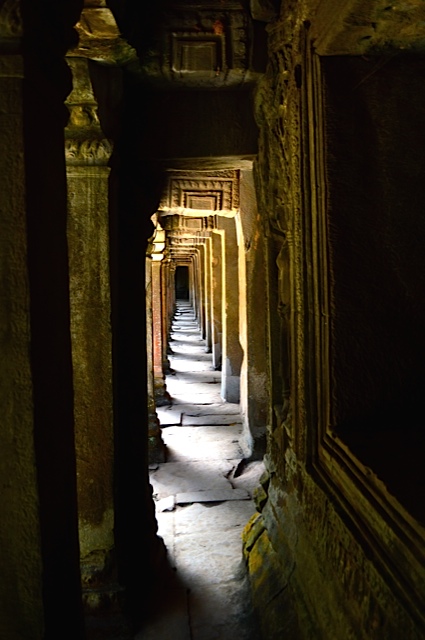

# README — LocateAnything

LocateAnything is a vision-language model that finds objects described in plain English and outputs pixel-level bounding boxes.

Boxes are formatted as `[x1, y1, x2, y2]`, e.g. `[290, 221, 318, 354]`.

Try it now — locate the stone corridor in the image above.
[3, 3, 425, 638]
[140, 300, 263, 640]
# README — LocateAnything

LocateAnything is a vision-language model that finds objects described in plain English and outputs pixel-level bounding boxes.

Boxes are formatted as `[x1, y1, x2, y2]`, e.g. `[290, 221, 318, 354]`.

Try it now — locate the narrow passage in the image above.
[139, 300, 263, 640]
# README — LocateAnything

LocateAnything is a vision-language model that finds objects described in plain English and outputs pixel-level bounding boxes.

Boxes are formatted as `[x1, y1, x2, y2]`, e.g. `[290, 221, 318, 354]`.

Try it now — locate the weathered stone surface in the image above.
[182, 413, 242, 426]
[176, 488, 250, 504]
[66, 58, 116, 600]
[162, 425, 245, 462]
[188, 578, 259, 640]
[172, 371, 221, 383]
[311, 0, 425, 56]
[231, 461, 265, 497]
[0, 48, 44, 640]
[166, 380, 221, 396]
[151, 460, 236, 499]
[174, 534, 245, 586]
[173, 402, 242, 416]
[175, 501, 257, 535]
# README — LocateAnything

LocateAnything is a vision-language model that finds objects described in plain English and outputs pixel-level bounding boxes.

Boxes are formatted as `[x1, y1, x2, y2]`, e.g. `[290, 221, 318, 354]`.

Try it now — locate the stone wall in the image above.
[243, 1, 425, 638]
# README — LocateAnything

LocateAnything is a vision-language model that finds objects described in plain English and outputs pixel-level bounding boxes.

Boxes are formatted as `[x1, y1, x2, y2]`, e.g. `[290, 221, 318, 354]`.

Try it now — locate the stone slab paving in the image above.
[170, 393, 224, 405]
[136, 301, 263, 640]
[151, 459, 238, 499]
[182, 414, 243, 426]
[165, 380, 221, 396]
[171, 371, 221, 383]
[166, 402, 241, 416]
[156, 403, 241, 427]
[161, 425, 246, 462]
[175, 488, 250, 504]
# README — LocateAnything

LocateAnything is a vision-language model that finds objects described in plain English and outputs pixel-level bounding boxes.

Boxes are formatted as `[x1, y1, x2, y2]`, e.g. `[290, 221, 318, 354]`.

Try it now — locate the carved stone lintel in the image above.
[160, 170, 240, 212]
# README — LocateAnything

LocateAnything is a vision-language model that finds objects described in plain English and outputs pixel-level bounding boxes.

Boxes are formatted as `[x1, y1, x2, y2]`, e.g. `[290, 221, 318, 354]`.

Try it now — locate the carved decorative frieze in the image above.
[160, 170, 239, 213]
[65, 137, 113, 166]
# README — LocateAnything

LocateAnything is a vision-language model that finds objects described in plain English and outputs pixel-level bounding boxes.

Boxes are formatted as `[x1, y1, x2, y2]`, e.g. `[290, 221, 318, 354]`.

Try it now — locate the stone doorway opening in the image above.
[175, 265, 189, 301]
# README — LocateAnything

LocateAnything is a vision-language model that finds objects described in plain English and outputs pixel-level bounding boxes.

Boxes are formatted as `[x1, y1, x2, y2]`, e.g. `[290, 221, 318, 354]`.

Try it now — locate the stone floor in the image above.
[136, 300, 264, 640]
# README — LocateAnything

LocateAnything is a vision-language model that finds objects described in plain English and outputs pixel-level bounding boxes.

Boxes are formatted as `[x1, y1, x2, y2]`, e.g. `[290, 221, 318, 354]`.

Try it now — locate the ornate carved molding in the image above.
[159, 170, 239, 213]
[65, 136, 112, 166]
[65, 58, 112, 167]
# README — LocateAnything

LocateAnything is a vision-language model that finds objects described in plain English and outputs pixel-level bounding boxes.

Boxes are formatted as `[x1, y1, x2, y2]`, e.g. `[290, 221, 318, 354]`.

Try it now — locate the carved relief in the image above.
[65, 58, 112, 167]
[255, 4, 303, 470]
[65, 138, 112, 166]
[172, 32, 225, 74]
[0, 0, 22, 38]
[160, 170, 239, 212]
[276, 240, 291, 437]
[138, 5, 254, 87]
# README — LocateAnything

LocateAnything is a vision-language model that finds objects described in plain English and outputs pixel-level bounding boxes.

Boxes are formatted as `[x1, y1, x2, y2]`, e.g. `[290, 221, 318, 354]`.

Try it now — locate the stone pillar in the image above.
[164, 258, 176, 360]
[151, 255, 170, 406]
[65, 57, 118, 611]
[220, 216, 243, 403]
[189, 258, 195, 306]
[238, 169, 268, 458]
[146, 256, 166, 463]
[7, 2, 86, 636]
[192, 250, 201, 322]
[0, 15, 45, 638]
[197, 247, 205, 335]
[211, 229, 224, 370]
[204, 236, 213, 352]
[161, 256, 171, 372]
[168, 260, 176, 326]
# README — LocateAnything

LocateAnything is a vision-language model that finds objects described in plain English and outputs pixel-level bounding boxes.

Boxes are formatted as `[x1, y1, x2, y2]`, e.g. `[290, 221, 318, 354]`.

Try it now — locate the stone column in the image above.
[189, 257, 195, 306]
[4, 1, 86, 635]
[146, 255, 166, 463]
[211, 229, 224, 370]
[204, 236, 213, 352]
[168, 260, 176, 326]
[65, 57, 118, 610]
[197, 247, 205, 335]
[220, 216, 243, 403]
[151, 254, 170, 406]
[192, 250, 201, 322]
[238, 169, 268, 458]
[161, 256, 171, 372]
[164, 258, 176, 362]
